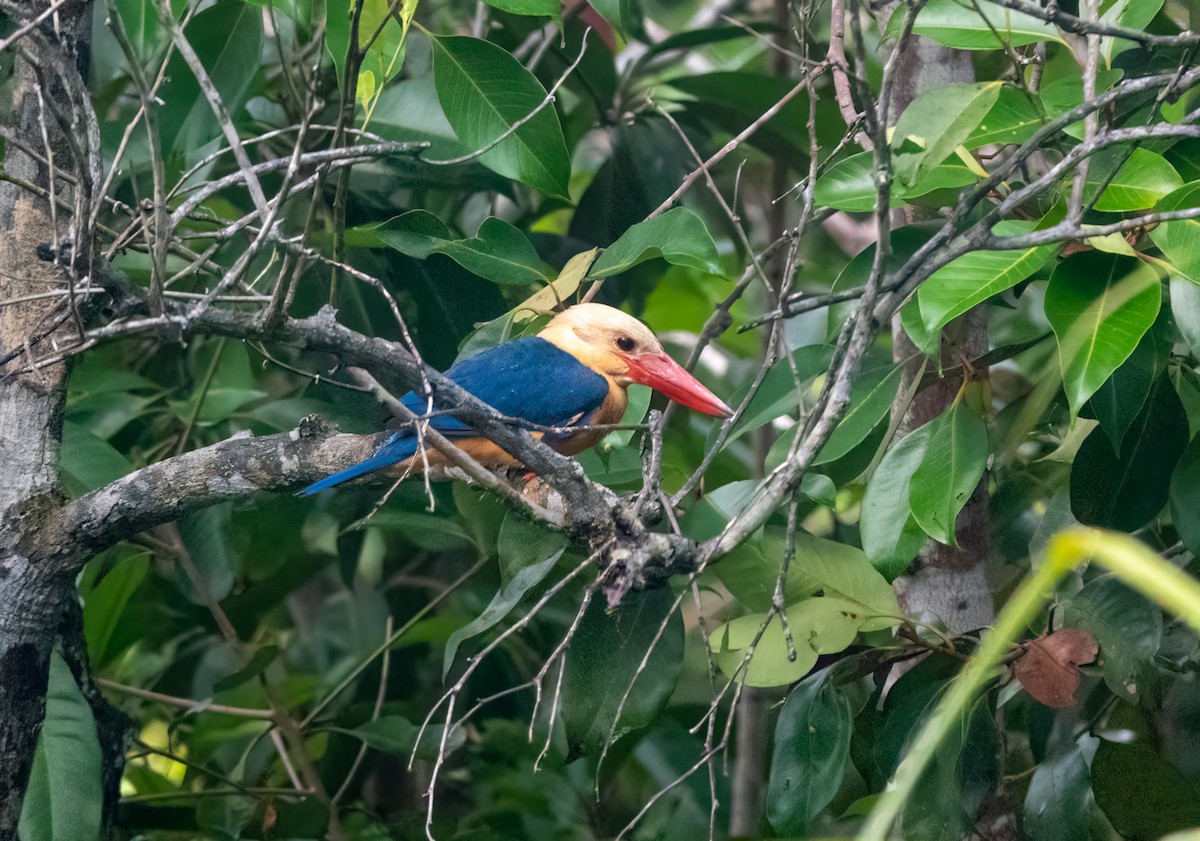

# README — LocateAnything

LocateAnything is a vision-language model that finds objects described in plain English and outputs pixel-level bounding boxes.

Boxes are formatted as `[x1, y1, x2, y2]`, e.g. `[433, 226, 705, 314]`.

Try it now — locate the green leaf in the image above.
[917, 220, 1059, 336]
[1092, 740, 1200, 840]
[1071, 375, 1188, 532]
[891, 82, 1002, 189]
[767, 671, 853, 835]
[815, 364, 903, 465]
[18, 654, 103, 841]
[369, 510, 478, 552]
[1170, 433, 1200, 557]
[711, 597, 866, 688]
[174, 503, 238, 603]
[792, 532, 900, 622]
[1083, 310, 1171, 449]
[561, 587, 683, 758]
[813, 151, 978, 212]
[443, 549, 563, 677]
[337, 716, 465, 760]
[908, 404, 988, 547]
[717, 345, 833, 448]
[1024, 746, 1091, 841]
[158, 2, 264, 155]
[361, 210, 551, 286]
[1045, 251, 1162, 420]
[82, 552, 149, 665]
[668, 72, 815, 160]
[964, 84, 1047, 149]
[860, 423, 936, 580]
[497, 513, 569, 584]
[1099, 0, 1165, 64]
[482, 0, 559, 15]
[1149, 181, 1200, 280]
[588, 0, 638, 37]
[712, 527, 820, 612]
[1063, 575, 1162, 704]
[1086, 148, 1183, 212]
[431, 35, 571, 196]
[59, 421, 132, 496]
[886, 0, 1064, 49]
[588, 208, 722, 278]
[1170, 278, 1200, 354]
[213, 645, 279, 694]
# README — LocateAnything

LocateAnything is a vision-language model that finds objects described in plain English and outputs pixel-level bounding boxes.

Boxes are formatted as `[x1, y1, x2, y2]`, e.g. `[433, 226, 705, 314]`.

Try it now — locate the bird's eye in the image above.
[615, 336, 636, 353]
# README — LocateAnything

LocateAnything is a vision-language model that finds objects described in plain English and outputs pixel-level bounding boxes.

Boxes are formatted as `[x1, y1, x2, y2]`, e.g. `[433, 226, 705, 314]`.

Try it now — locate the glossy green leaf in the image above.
[443, 548, 562, 677]
[1086, 148, 1183, 212]
[60, 421, 132, 497]
[588, 208, 722, 278]
[964, 85, 1047, 148]
[1150, 182, 1200, 280]
[1092, 740, 1200, 840]
[561, 587, 683, 758]
[814, 364, 902, 465]
[711, 597, 866, 688]
[891, 82, 1001, 189]
[793, 532, 900, 622]
[483, 0, 559, 14]
[431, 35, 571, 196]
[82, 552, 149, 665]
[1063, 575, 1163, 705]
[814, 151, 978, 212]
[158, 3, 264, 155]
[18, 654, 103, 841]
[717, 345, 833, 447]
[361, 210, 551, 286]
[588, 0, 638, 36]
[1045, 251, 1162, 420]
[767, 671, 853, 835]
[917, 220, 1059, 336]
[712, 527, 821, 612]
[860, 423, 935, 580]
[1100, 0, 1165, 64]
[1170, 278, 1200, 355]
[1083, 310, 1171, 449]
[885, 0, 1063, 49]
[1071, 375, 1188, 532]
[1024, 745, 1091, 841]
[908, 404, 988, 546]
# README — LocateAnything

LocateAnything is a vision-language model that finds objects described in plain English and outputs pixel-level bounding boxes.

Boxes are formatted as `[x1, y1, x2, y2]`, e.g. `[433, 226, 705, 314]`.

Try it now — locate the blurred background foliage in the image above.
[11, 0, 1200, 837]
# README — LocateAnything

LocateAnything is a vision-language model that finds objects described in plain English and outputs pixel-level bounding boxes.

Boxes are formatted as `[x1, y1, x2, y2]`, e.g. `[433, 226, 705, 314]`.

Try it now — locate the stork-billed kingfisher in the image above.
[298, 304, 732, 496]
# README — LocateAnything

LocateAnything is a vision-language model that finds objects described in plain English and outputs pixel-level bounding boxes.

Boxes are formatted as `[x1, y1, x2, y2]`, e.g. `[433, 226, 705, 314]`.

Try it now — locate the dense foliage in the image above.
[6, 0, 1200, 838]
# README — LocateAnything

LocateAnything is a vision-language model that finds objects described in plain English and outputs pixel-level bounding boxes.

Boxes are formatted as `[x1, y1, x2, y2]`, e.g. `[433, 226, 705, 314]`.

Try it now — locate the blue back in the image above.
[297, 337, 608, 495]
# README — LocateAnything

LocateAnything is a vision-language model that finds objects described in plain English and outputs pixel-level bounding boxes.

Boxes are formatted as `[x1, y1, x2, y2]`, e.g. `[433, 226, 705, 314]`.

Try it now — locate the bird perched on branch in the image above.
[298, 303, 733, 496]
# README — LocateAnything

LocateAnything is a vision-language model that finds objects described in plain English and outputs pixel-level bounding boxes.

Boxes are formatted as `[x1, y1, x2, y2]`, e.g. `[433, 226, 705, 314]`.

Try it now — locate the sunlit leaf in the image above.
[358, 210, 552, 285]
[431, 35, 571, 195]
[588, 208, 722, 278]
[1045, 252, 1162, 420]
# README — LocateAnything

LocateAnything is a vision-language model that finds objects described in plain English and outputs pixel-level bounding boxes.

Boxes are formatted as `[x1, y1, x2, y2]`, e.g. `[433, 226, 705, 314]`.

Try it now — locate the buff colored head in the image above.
[539, 303, 733, 417]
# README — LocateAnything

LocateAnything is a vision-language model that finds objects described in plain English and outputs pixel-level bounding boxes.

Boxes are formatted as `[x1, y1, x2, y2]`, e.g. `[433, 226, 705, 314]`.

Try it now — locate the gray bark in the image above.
[0, 2, 94, 834]
[885, 37, 995, 635]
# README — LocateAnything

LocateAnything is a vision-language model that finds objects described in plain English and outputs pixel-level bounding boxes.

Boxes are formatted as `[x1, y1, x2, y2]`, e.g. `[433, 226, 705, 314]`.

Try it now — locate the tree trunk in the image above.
[0, 2, 94, 833]
[884, 37, 995, 635]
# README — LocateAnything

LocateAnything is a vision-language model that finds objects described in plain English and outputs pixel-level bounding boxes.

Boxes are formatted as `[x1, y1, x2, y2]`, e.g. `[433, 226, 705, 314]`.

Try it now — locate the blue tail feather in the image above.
[296, 436, 418, 497]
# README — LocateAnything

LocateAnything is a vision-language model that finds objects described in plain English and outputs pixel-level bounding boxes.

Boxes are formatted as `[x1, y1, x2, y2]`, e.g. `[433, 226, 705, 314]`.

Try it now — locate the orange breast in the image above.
[390, 381, 628, 470]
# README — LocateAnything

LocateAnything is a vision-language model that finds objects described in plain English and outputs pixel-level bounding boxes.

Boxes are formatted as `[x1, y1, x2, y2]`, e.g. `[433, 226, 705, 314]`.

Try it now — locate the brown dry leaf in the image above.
[1013, 628, 1099, 709]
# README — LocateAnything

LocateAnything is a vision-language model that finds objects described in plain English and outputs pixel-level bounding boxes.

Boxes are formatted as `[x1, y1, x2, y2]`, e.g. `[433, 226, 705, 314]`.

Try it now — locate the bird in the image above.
[297, 303, 733, 496]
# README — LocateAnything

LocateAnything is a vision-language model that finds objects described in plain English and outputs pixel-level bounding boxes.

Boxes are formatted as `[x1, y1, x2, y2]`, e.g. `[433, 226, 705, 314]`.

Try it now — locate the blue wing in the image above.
[297, 338, 608, 495]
